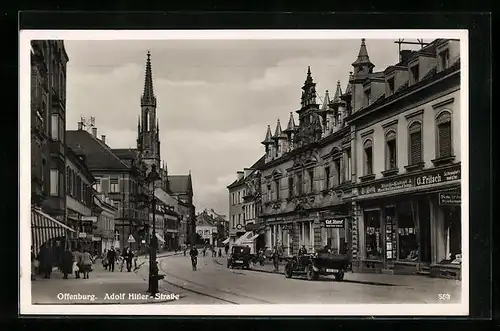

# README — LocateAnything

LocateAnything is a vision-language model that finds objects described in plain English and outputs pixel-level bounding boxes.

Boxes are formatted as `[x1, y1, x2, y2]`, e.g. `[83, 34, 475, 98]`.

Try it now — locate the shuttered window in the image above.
[409, 122, 422, 164]
[437, 112, 452, 158]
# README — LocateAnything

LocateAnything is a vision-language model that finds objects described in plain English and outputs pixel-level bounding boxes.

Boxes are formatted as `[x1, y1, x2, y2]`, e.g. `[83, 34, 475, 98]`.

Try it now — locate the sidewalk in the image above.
[31, 260, 180, 304]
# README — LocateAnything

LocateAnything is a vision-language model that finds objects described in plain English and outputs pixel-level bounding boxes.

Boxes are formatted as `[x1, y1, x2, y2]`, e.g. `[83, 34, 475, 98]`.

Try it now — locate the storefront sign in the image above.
[78, 232, 87, 238]
[439, 192, 461, 205]
[358, 164, 461, 196]
[324, 219, 345, 228]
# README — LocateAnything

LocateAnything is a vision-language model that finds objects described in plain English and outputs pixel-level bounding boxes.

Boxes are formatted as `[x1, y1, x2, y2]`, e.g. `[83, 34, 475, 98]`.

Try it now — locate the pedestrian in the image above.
[38, 243, 53, 279]
[73, 247, 82, 279]
[106, 247, 116, 272]
[218, 248, 222, 258]
[61, 247, 73, 279]
[79, 249, 93, 279]
[224, 244, 229, 256]
[124, 247, 134, 272]
[272, 245, 279, 272]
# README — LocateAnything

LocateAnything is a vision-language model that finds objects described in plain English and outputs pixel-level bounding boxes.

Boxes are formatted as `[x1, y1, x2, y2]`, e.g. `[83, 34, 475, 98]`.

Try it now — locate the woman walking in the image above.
[79, 250, 93, 279]
[61, 247, 74, 279]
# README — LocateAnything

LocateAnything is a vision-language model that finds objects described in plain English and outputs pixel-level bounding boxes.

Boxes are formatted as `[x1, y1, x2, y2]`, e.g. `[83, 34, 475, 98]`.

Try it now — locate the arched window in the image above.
[145, 111, 150, 131]
[363, 139, 373, 175]
[436, 111, 452, 158]
[385, 130, 397, 170]
[408, 121, 423, 165]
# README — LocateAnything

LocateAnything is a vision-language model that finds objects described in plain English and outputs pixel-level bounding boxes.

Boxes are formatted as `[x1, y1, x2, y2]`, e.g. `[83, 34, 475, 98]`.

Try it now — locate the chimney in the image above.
[92, 127, 97, 138]
[237, 171, 244, 180]
[101, 135, 106, 144]
[77, 122, 83, 131]
[400, 50, 413, 64]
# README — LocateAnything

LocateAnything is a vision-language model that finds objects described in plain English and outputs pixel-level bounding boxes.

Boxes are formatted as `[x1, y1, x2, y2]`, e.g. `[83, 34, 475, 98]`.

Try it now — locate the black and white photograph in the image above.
[19, 30, 468, 316]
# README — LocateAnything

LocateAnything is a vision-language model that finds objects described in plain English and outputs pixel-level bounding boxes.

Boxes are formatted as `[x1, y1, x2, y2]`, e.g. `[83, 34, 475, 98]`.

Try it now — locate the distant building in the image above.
[201, 208, 229, 246]
[196, 212, 217, 246]
[168, 174, 195, 245]
[93, 193, 118, 253]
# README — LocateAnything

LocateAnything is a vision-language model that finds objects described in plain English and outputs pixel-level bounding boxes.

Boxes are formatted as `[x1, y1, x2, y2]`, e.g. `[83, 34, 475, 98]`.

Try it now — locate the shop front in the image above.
[353, 163, 462, 279]
[319, 203, 352, 255]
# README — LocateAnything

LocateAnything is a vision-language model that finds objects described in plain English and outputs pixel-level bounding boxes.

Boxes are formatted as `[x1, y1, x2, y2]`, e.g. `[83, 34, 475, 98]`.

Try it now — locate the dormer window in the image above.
[387, 77, 395, 95]
[364, 88, 371, 107]
[439, 49, 450, 71]
[410, 64, 420, 83]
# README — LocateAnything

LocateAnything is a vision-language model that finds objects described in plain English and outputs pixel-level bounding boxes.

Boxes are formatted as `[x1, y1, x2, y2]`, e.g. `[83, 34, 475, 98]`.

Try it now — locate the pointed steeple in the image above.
[300, 66, 317, 108]
[141, 51, 156, 106]
[261, 125, 273, 145]
[320, 90, 331, 112]
[333, 81, 343, 104]
[273, 119, 286, 139]
[305, 66, 313, 84]
[342, 72, 353, 99]
[284, 112, 297, 133]
[352, 39, 375, 70]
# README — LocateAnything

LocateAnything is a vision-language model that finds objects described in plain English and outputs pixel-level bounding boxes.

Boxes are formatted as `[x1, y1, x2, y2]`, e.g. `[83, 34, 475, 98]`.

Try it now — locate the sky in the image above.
[64, 38, 424, 217]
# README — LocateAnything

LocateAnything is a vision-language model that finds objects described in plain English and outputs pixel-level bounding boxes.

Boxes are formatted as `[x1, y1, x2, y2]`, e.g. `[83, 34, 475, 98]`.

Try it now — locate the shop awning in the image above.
[235, 231, 252, 244]
[222, 238, 230, 245]
[247, 234, 260, 241]
[155, 233, 165, 243]
[31, 208, 76, 255]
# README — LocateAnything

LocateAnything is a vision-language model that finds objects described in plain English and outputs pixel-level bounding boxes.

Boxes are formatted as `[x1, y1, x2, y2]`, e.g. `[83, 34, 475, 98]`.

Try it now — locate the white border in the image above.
[19, 29, 469, 316]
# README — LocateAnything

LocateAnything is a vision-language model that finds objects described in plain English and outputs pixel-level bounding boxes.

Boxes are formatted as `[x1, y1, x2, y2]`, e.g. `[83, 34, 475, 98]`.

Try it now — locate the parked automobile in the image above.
[284, 251, 350, 281]
[227, 245, 251, 269]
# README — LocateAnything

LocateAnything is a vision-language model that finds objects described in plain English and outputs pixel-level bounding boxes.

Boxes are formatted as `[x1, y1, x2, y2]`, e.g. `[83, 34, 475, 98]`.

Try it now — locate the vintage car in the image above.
[284, 251, 350, 281]
[227, 245, 251, 269]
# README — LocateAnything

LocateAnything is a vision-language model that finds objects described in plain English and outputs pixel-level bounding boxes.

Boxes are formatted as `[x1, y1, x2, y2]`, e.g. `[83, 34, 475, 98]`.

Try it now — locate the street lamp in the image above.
[146, 164, 161, 295]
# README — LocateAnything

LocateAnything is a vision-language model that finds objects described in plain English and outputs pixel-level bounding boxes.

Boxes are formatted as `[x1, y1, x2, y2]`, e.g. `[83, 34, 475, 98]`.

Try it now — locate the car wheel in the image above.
[284, 263, 293, 278]
[334, 270, 345, 281]
[306, 265, 317, 281]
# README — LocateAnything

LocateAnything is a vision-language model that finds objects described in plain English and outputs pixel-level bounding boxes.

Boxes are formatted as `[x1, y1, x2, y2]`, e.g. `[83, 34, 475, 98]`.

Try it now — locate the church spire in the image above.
[300, 66, 317, 108]
[352, 39, 375, 71]
[141, 51, 156, 106]
[333, 81, 343, 104]
[261, 125, 273, 145]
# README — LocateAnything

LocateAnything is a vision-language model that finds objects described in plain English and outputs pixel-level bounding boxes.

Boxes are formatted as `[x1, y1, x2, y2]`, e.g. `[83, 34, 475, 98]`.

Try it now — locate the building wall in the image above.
[228, 183, 246, 236]
[196, 225, 217, 245]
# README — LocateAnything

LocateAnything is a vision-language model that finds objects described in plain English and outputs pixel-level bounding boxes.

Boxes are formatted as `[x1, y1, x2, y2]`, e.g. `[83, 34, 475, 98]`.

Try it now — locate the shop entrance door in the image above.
[417, 199, 432, 264]
[447, 207, 462, 259]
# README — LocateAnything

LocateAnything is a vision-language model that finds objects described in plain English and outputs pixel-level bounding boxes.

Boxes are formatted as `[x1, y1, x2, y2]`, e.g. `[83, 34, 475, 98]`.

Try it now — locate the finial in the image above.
[361, 38, 366, 43]
[337, 80, 341, 85]
[326, 89, 329, 93]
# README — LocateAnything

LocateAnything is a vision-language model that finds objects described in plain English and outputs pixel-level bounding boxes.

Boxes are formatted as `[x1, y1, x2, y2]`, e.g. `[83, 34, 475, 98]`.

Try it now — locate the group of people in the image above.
[102, 247, 135, 272]
[31, 243, 94, 280]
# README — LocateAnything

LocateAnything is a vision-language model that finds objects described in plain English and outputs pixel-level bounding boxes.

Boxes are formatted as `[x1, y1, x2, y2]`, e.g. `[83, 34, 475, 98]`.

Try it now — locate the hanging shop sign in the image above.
[78, 232, 87, 238]
[358, 164, 461, 196]
[439, 191, 461, 206]
[323, 218, 345, 228]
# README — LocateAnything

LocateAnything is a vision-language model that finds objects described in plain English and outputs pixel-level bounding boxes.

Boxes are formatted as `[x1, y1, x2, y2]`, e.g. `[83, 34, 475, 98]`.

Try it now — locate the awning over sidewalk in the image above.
[222, 238, 230, 245]
[31, 208, 76, 255]
[247, 233, 260, 241]
[155, 233, 165, 243]
[235, 231, 253, 244]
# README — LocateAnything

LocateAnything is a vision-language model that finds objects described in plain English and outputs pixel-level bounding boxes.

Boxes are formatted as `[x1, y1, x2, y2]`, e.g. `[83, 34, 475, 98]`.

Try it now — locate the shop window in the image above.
[385, 131, 397, 170]
[397, 201, 419, 261]
[363, 140, 373, 175]
[436, 111, 452, 158]
[385, 207, 397, 260]
[444, 207, 462, 262]
[364, 210, 382, 260]
[408, 121, 423, 165]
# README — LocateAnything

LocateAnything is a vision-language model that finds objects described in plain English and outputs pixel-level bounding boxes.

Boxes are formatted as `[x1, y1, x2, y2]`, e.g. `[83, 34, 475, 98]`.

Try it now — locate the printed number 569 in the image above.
[438, 293, 451, 300]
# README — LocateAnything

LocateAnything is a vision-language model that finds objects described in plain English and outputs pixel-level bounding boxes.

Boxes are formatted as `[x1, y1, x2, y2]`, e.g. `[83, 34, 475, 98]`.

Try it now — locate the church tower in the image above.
[137, 51, 161, 175]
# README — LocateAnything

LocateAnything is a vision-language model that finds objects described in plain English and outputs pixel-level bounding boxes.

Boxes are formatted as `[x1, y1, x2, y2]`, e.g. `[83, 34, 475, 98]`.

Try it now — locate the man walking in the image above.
[106, 247, 116, 272]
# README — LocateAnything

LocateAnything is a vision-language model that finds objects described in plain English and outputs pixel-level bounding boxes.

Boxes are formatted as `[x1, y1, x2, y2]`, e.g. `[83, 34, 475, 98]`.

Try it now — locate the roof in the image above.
[112, 148, 139, 160]
[168, 175, 191, 194]
[227, 176, 246, 189]
[250, 155, 265, 169]
[66, 130, 131, 171]
[66, 146, 95, 183]
[196, 213, 217, 227]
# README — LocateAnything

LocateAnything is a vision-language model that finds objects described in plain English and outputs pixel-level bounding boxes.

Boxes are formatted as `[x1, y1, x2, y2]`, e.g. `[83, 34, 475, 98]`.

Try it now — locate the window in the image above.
[238, 214, 241, 225]
[364, 140, 373, 175]
[437, 112, 452, 158]
[387, 77, 395, 95]
[94, 178, 101, 193]
[408, 122, 423, 165]
[51, 114, 59, 140]
[297, 172, 303, 195]
[439, 49, 450, 71]
[333, 159, 341, 186]
[308, 169, 314, 192]
[364, 210, 382, 260]
[385, 131, 397, 170]
[275, 179, 280, 200]
[238, 191, 241, 203]
[410, 64, 420, 83]
[344, 149, 352, 182]
[364, 88, 371, 106]
[65, 167, 70, 194]
[110, 178, 119, 193]
[396, 202, 418, 261]
[50, 169, 59, 196]
[288, 177, 294, 198]
[232, 215, 235, 229]
[267, 184, 272, 201]
[324, 166, 330, 190]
